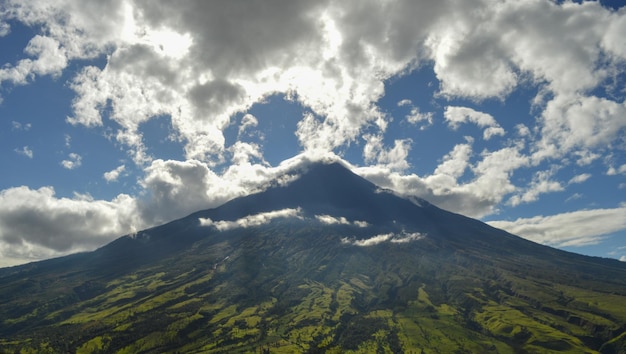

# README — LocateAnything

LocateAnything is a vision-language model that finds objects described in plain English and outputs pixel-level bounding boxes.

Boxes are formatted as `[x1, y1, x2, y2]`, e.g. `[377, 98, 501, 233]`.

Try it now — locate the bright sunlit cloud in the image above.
[0, 0, 625, 266]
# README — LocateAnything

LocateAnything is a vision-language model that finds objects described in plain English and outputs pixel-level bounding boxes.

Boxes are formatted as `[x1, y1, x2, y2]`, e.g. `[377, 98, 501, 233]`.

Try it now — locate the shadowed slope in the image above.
[1, 161, 625, 353]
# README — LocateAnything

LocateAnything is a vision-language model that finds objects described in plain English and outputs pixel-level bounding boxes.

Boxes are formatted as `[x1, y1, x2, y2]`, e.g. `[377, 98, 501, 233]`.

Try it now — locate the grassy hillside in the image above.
[1, 219, 625, 353]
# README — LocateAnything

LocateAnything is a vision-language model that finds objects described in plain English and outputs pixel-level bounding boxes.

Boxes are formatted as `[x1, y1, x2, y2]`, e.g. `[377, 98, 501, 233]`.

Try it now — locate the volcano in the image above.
[1, 162, 625, 353]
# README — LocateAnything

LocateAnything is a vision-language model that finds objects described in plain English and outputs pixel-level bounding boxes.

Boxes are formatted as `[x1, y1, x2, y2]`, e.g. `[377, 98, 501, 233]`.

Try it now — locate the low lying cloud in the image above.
[0, 154, 342, 266]
[487, 206, 626, 247]
[342, 232, 424, 247]
[315, 214, 369, 228]
[199, 208, 303, 231]
[0, 186, 144, 264]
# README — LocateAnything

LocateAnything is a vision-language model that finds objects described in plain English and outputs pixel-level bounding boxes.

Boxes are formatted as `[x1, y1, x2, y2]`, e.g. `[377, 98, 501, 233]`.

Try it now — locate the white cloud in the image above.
[342, 231, 424, 247]
[228, 141, 266, 167]
[568, 173, 591, 185]
[316, 214, 350, 225]
[607, 164, 626, 176]
[2, 0, 626, 265]
[390, 232, 424, 244]
[574, 150, 600, 166]
[139, 152, 346, 226]
[398, 99, 433, 128]
[0, 21, 9, 37]
[362, 134, 412, 171]
[444, 106, 505, 140]
[11, 121, 31, 131]
[1, 0, 624, 168]
[315, 214, 369, 227]
[620, 256, 626, 262]
[488, 206, 626, 248]
[238, 114, 259, 138]
[61, 153, 82, 170]
[104, 164, 126, 182]
[508, 169, 564, 206]
[0, 186, 143, 260]
[445, 106, 499, 129]
[139, 159, 243, 224]
[0, 1, 622, 168]
[565, 193, 583, 203]
[406, 107, 434, 127]
[356, 142, 529, 219]
[0, 35, 67, 85]
[0, 152, 344, 267]
[433, 141, 473, 179]
[348, 233, 392, 247]
[483, 126, 506, 140]
[353, 220, 370, 228]
[199, 208, 302, 231]
[535, 95, 626, 162]
[14, 146, 33, 159]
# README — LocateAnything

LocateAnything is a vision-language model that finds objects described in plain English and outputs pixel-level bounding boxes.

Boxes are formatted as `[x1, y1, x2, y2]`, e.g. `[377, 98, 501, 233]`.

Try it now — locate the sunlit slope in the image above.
[1, 162, 625, 353]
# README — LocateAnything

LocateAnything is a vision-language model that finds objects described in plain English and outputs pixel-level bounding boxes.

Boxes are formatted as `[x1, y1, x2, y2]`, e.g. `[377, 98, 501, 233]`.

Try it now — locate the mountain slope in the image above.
[1, 162, 626, 353]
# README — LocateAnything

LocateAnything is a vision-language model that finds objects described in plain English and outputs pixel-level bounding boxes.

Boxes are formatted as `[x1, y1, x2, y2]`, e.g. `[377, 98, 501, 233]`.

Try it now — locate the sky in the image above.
[0, 0, 625, 267]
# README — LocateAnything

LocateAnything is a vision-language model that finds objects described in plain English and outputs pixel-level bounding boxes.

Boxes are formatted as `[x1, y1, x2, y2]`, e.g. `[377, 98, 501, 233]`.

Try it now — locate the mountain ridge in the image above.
[1, 161, 625, 353]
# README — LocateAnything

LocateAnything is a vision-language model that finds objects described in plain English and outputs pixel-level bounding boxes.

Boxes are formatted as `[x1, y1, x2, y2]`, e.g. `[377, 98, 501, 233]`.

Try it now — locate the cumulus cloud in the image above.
[14, 146, 33, 159]
[444, 106, 505, 140]
[61, 153, 82, 170]
[508, 170, 564, 207]
[199, 208, 302, 231]
[2, 0, 626, 266]
[357, 142, 529, 218]
[139, 159, 243, 224]
[0, 186, 143, 257]
[535, 95, 626, 162]
[398, 99, 433, 128]
[138, 152, 346, 226]
[2, 0, 624, 165]
[0, 35, 67, 86]
[488, 206, 626, 247]
[1, 0, 624, 167]
[607, 164, 626, 176]
[0, 152, 344, 266]
[568, 173, 591, 185]
[104, 164, 126, 182]
[362, 134, 412, 171]
[238, 114, 259, 138]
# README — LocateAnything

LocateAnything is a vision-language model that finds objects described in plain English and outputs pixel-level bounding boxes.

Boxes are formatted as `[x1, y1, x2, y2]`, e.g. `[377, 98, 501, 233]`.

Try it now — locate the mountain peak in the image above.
[197, 159, 419, 227]
[2, 160, 626, 353]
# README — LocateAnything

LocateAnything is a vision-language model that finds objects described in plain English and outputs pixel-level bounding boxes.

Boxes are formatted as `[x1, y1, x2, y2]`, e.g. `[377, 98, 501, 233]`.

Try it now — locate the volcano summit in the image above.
[1, 162, 625, 353]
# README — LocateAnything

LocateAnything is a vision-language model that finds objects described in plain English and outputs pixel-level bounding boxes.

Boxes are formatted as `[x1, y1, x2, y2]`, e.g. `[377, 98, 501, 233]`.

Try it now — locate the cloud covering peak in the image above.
[0, 0, 625, 265]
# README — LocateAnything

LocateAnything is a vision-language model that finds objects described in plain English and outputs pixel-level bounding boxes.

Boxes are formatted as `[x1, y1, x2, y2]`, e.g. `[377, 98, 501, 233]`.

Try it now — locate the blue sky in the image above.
[0, 0, 625, 267]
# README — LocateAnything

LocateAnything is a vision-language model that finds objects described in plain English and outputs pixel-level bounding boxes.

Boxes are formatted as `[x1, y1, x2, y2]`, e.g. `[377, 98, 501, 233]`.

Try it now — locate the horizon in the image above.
[1, 0, 626, 267]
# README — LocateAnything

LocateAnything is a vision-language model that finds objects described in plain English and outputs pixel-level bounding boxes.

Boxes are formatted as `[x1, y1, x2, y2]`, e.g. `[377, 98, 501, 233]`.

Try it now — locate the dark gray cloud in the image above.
[135, 0, 328, 77]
